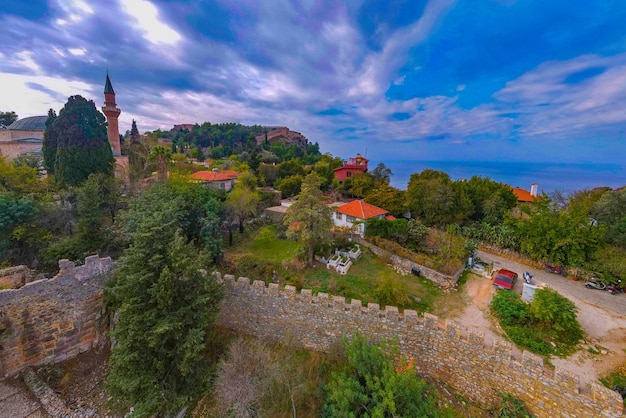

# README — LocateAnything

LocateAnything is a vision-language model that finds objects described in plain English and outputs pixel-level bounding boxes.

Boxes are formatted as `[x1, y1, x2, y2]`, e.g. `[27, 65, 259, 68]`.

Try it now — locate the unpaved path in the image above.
[454, 265, 626, 389]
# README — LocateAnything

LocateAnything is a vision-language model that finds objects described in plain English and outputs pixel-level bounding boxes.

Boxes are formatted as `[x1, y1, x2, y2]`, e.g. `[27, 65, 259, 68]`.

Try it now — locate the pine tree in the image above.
[106, 184, 223, 417]
[283, 172, 333, 266]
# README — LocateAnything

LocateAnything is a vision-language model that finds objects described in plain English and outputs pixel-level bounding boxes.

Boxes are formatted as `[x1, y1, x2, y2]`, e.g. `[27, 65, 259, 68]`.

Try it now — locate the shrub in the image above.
[494, 392, 535, 417]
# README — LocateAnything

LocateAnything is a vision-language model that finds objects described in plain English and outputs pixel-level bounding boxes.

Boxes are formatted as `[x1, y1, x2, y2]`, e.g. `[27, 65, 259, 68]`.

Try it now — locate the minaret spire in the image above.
[102, 72, 121, 155]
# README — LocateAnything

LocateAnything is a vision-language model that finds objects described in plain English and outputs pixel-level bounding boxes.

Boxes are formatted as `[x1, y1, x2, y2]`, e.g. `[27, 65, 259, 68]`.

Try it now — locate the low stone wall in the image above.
[0, 256, 112, 377]
[0, 265, 31, 289]
[357, 239, 462, 290]
[216, 275, 623, 418]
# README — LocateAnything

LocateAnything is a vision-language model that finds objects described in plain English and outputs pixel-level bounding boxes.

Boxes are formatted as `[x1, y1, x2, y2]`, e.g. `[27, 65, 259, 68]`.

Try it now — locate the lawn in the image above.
[223, 227, 466, 314]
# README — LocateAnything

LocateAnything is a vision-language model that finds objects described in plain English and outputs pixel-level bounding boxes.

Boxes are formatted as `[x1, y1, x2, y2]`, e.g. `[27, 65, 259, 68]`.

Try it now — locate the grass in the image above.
[223, 228, 467, 314]
[600, 364, 626, 406]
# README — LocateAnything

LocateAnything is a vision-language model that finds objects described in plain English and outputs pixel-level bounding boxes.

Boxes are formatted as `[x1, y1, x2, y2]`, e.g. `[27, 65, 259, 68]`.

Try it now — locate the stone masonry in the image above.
[216, 275, 623, 418]
[0, 256, 112, 377]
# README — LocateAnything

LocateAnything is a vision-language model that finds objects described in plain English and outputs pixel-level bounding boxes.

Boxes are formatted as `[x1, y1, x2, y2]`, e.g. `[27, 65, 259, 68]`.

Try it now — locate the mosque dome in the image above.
[8, 116, 48, 131]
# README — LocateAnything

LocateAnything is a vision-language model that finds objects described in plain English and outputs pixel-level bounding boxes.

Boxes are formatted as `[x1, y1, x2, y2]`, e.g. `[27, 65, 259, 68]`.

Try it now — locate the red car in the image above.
[493, 269, 518, 290]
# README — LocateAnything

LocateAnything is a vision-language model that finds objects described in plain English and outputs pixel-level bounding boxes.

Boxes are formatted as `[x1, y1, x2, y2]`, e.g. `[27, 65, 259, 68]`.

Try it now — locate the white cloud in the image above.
[0, 73, 94, 117]
[14, 51, 41, 73]
[119, 0, 182, 47]
[68, 48, 87, 56]
[54, 0, 93, 23]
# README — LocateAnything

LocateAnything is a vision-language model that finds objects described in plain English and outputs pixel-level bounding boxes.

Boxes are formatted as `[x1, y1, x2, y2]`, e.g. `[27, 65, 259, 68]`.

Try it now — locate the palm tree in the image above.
[149, 145, 171, 181]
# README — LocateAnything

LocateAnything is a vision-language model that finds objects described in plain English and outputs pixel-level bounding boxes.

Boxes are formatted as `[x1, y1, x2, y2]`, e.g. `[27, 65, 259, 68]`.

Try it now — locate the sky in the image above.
[1, 0, 626, 181]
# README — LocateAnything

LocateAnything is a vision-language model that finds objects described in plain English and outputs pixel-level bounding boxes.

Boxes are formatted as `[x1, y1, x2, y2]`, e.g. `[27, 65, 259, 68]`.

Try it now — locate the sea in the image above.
[384, 160, 626, 194]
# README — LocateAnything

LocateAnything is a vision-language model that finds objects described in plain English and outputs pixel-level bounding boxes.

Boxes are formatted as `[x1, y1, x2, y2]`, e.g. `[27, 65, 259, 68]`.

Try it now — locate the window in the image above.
[346, 171, 352, 177]
[347, 215, 356, 223]
[335, 212, 342, 220]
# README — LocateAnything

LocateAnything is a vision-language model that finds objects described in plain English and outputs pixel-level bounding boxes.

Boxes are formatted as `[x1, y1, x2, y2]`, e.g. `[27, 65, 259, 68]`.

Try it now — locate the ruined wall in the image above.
[0, 256, 112, 377]
[216, 275, 623, 418]
[0, 265, 31, 289]
[357, 239, 462, 290]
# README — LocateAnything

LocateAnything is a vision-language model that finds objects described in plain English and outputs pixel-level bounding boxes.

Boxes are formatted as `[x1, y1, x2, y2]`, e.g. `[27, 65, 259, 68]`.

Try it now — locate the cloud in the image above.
[119, 0, 182, 47]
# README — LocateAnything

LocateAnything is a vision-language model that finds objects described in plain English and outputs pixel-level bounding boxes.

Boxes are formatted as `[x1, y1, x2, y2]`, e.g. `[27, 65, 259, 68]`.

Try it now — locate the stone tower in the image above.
[102, 72, 121, 156]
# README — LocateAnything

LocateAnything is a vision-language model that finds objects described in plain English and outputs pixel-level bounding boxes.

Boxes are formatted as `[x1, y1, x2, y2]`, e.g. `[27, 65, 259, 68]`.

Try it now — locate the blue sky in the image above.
[1, 0, 626, 172]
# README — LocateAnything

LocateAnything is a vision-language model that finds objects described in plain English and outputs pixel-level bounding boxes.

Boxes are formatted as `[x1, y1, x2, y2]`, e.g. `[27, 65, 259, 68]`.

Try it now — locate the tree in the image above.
[227, 181, 260, 234]
[45, 96, 114, 186]
[371, 162, 393, 184]
[512, 195, 604, 267]
[0, 111, 17, 127]
[590, 187, 626, 248]
[41, 108, 58, 174]
[149, 145, 171, 181]
[460, 176, 517, 224]
[275, 174, 303, 198]
[283, 172, 332, 266]
[349, 172, 375, 198]
[106, 183, 223, 417]
[322, 333, 439, 417]
[364, 184, 406, 217]
[406, 169, 472, 226]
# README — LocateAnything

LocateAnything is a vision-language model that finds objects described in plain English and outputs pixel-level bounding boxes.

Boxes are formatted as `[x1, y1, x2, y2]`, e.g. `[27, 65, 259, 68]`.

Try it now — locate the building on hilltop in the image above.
[0, 115, 46, 160]
[254, 126, 308, 147]
[510, 183, 539, 217]
[333, 199, 392, 237]
[333, 153, 369, 185]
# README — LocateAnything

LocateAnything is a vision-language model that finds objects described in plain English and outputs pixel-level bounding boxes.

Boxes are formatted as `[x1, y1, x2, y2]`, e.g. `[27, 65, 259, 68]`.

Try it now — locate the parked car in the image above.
[492, 269, 518, 290]
[544, 263, 566, 276]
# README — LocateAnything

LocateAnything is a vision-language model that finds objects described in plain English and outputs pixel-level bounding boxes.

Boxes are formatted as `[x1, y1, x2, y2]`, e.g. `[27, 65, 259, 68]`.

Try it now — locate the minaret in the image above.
[102, 72, 121, 155]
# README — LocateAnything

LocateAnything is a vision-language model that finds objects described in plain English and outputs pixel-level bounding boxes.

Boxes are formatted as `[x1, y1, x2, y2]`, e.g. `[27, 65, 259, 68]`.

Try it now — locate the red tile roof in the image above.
[385, 215, 396, 220]
[190, 170, 240, 182]
[510, 187, 533, 202]
[337, 200, 388, 219]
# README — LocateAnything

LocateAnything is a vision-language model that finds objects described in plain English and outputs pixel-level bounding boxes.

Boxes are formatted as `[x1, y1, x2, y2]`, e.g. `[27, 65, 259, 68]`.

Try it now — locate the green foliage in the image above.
[46, 95, 114, 187]
[0, 157, 43, 194]
[0, 193, 36, 258]
[374, 276, 409, 307]
[106, 181, 224, 417]
[591, 187, 626, 248]
[371, 162, 393, 184]
[461, 222, 521, 251]
[460, 176, 518, 224]
[511, 195, 604, 267]
[76, 173, 121, 252]
[363, 184, 406, 217]
[0, 110, 18, 127]
[490, 288, 582, 357]
[349, 172, 375, 198]
[284, 172, 333, 266]
[529, 288, 582, 344]
[322, 333, 440, 417]
[406, 169, 472, 226]
[494, 392, 535, 418]
[275, 174, 303, 198]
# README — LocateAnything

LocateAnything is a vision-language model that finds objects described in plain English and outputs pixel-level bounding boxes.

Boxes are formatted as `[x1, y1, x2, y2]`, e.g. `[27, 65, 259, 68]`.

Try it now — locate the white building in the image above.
[333, 200, 393, 237]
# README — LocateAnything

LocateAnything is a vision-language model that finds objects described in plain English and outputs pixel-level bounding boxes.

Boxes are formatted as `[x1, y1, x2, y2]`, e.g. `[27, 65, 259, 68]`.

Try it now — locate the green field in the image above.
[223, 228, 466, 315]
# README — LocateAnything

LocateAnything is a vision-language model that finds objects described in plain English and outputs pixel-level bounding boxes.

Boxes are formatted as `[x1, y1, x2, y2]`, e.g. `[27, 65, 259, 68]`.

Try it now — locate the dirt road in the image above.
[455, 250, 626, 389]
[476, 250, 626, 317]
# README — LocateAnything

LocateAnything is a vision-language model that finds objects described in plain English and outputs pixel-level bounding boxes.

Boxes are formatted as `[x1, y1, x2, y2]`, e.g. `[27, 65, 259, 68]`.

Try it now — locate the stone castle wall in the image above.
[216, 275, 623, 418]
[0, 265, 31, 289]
[0, 256, 112, 377]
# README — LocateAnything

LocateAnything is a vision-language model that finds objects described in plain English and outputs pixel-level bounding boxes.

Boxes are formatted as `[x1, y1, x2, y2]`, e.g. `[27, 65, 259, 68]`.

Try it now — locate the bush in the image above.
[494, 392, 535, 417]
[490, 289, 582, 357]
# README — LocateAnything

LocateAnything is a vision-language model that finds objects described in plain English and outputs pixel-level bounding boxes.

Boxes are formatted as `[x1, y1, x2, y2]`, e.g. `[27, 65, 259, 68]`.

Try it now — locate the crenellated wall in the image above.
[216, 275, 624, 418]
[0, 256, 112, 377]
[0, 265, 31, 289]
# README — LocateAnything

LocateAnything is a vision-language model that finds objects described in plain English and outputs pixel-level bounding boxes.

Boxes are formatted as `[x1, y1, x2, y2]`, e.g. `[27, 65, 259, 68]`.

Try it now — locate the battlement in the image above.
[217, 274, 623, 418]
[0, 256, 113, 377]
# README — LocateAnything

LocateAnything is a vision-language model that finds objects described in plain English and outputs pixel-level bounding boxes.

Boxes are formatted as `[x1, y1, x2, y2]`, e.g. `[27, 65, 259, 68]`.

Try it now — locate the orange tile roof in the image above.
[385, 215, 396, 220]
[337, 200, 388, 219]
[510, 187, 533, 202]
[190, 170, 240, 182]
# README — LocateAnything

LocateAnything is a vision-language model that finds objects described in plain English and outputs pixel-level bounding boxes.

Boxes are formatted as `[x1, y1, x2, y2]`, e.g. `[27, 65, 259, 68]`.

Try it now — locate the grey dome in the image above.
[8, 116, 47, 131]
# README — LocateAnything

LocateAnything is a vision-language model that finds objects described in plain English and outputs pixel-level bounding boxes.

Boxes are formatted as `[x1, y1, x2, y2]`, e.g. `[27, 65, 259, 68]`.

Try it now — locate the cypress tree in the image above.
[42, 108, 58, 174]
[52, 95, 114, 187]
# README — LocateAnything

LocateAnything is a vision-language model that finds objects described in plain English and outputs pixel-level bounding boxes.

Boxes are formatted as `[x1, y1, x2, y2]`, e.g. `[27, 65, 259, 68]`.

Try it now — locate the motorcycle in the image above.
[585, 279, 606, 291]
[523, 271, 533, 284]
[608, 280, 623, 295]
[544, 263, 566, 276]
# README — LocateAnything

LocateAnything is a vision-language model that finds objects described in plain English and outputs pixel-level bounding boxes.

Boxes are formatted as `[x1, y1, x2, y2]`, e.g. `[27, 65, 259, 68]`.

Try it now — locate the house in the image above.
[190, 169, 240, 191]
[333, 200, 389, 237]
[510, 183, 538, 217]
[333, 153, 368, 184]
